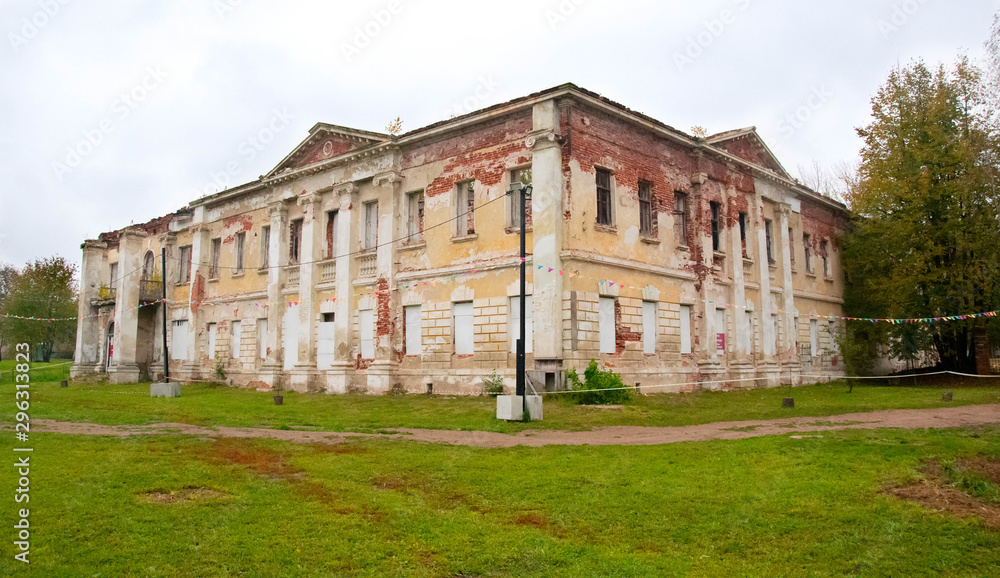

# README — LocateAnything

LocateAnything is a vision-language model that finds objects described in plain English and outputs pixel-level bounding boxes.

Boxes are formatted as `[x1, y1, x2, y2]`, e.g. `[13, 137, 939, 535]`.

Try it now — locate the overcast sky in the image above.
[1, 0, 996, 272]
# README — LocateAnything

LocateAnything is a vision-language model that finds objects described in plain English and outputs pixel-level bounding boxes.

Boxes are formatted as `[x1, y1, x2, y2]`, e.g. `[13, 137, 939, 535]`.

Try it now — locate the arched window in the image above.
[142, 251, 155, 280]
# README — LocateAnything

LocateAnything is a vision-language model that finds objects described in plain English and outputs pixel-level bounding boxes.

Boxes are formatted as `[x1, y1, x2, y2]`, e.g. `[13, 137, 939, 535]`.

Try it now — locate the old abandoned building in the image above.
[70, 83, 848, 393]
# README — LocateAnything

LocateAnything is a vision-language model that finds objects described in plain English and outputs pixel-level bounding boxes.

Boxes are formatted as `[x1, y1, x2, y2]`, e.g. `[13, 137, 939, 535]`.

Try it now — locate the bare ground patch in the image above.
[884, 458, 1000, 530]
[139, 486, 228, 504]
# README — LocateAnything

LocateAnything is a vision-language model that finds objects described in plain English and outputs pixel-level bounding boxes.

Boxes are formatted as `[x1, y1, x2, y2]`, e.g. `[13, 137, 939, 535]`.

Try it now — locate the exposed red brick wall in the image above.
[190, 273, 205, 313]
[293, 135, 363, 169]
[375, 278, 392, 337]
[222, 214, 254, 243]
[614, 299, 641, 356]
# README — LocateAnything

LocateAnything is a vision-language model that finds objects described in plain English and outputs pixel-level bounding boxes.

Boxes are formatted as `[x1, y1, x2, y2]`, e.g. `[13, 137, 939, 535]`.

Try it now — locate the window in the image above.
[810, 319, 819, 357]
[509, 296, 533, 354]
[821, 240, 830, 277]
[178, 246, 191, 283]
[209, 238, 221, 279]
[171, 320, 188, 360]
[257, 319, 267, 359]
[404, 305, 422, 355]
[738, 212, 748, 257]
[234, 232, 245, 274]
[679, 305, 692, 354]
[638, 181, 654, 237]
[715, 308, 726, 357]
[599, 297, 616, 354]
[509, 168, 532, 230]
[142, 251, 155, 279]
[363, 202, 378, 250]
[765, 219, 775, 264]
[109, 262, 119, 288]
[406, 191, 424, 244]
[289, 219, 303, 264]
[744, 311, 753, 354]
[325, 211, 337, 258]
[453, 302, 474, 355]
[710, 202, 722, 252]
[788, 227, 795, 270]
[359, 309, 375, 359]
[456, 181, 475, 236]
[260, 226, 271, 270]
[317, 314, 335, 370]
[803, 233, 813, 272]
[596, 168, 613, 227]
[230, 320, 241, 359]
[642, 301, 657, 354]
[207, 323, 217, 360]
[674, 192, 689, 246]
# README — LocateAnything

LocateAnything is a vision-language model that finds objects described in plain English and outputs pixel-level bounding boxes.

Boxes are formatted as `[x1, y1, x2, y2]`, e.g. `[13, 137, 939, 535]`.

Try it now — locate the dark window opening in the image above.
[596, 168, 613, 227]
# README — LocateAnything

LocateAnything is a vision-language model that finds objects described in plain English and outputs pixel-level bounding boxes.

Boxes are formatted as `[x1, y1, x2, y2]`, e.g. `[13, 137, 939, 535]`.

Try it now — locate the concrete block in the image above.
[150, 382, 181, 398]
[496, 395, 543, 421]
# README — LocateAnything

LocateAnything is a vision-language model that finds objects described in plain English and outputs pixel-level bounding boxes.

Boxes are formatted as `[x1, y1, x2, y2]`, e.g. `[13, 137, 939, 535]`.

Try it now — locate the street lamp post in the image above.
[511, 182, 532, 418]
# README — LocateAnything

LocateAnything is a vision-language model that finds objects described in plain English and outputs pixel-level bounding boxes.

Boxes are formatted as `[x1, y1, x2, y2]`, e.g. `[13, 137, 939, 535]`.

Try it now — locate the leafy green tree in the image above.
[0, 262, 19, 361]
[0, 257, 78, 362]
[841, 59, 1000, 372]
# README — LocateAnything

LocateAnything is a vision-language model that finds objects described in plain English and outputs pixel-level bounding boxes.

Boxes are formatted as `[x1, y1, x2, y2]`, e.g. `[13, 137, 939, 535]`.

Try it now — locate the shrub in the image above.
[482, 371, 505, 396]
[387, 382, 407, 396]
[566, 360, 631, 405]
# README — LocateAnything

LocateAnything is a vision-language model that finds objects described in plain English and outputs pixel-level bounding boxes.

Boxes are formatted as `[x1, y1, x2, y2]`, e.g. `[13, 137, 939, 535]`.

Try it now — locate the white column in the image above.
[261, 201, 288, 388]
[108, 227, 145, 383]
[291, 192, 321, 390]
[777, 203, 799, 379]
[728, 186, 750, 364]
[529, 99, 564, 371]
[755, 197, 775, 360]
[71, 240, 107, 377]
[183, 223, 208, 376]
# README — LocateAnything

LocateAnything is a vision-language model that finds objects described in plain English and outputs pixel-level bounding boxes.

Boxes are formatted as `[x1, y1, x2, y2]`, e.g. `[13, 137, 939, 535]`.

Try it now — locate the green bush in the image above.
[566, 360, 631, 405]
[482, 371, 505, 396]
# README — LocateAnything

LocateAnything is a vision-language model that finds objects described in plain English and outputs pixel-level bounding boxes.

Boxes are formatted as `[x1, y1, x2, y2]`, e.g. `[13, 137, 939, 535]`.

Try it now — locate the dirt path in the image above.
[27, 404, 1000, 448]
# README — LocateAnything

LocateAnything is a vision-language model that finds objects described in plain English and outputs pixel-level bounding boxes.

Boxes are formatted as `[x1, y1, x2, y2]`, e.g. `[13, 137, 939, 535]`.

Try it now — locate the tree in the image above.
[0, 257, 78, 362]
[841, 58, 1000, 372]
[0, 262, 19, 361]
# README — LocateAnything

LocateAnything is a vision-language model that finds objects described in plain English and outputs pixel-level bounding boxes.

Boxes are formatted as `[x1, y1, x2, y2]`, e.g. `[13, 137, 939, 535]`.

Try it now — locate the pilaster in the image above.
[71, 240, 107, 378]
[108, 228, 145, 383]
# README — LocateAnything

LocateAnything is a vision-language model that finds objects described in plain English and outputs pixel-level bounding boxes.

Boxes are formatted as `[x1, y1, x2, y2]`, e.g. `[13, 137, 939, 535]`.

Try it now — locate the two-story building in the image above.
[70, 84, 848, 393]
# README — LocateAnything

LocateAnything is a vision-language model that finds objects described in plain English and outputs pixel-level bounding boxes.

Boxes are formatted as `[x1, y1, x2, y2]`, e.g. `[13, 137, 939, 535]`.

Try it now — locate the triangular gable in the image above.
[266, 123, 390, 177]
[707, 128, 790, 179]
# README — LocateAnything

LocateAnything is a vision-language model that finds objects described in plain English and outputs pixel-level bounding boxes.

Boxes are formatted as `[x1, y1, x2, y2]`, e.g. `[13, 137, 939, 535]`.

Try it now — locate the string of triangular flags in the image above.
[5, 257, 1000, 325]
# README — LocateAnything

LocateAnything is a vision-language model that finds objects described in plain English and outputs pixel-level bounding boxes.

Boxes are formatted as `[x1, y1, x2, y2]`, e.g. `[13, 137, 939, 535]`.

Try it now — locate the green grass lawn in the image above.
[14, 376, 1000, 434]
[0, 359, 72, 386]
[1, 426, 997, 576]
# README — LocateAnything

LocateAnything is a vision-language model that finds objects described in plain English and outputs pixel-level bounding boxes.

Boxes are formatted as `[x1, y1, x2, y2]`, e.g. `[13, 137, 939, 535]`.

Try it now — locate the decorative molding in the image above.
[372, 171, 403, 188]
[81, 240, 108, 251]
[525, 130, 561, 149]
[333, 182, 357, 197]
[297, 191, 321, 206]
[267, 202, 287, 220]
[691, 172, 708, 185]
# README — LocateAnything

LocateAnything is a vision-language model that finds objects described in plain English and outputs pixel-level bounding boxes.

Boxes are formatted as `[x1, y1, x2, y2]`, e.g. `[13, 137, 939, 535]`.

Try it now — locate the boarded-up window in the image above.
[359, 309, 374, 359]
[406, 192, 424, 243]
[234, 232, 245, 274]
[810, 319, 819, 356]
[642, 301, 656, 354]
[509, 296, 533, 354]
[289, 219, 303, 263]
[509, 168, 532, 230]
[456, 181, 475, 236]
[230, 320, 241, 359]
[453, 302, 474, 355]
[674, 193, 689, 246]
[207, 323, 217, 360]
[326, 211, 338, 258]
[178, 247, 191, 283]
[599, 297, 616, 354]
[679, 305, 692, 354]
[171, 320, 188, 360]
[209, 238, 221, 278]
[715, 308, 726, 357]
[364, 202, 378, 250]
[260, 226, 271, 269]
[405, 305, 422, 355]
[596, 168, 613, 227]
[317, 314, 335, 370]
[638, 181, 654, 236]
[257, 318, 267, 360]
